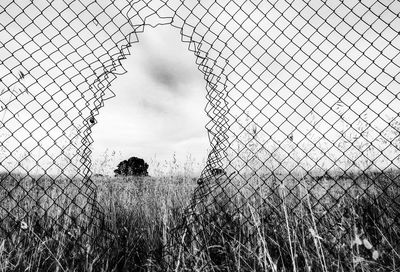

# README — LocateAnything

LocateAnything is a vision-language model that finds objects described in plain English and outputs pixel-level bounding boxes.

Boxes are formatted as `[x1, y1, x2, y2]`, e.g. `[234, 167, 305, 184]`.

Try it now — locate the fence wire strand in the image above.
[1, 0, 400, 271]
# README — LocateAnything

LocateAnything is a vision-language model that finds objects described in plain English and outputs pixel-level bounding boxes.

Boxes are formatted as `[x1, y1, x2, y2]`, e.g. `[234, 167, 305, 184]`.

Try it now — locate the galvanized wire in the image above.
[1, 0, 400, 270]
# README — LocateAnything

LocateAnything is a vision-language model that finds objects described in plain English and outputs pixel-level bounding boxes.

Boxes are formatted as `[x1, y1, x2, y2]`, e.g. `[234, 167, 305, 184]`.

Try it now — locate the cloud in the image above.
[144, 59, 181, 90]
[91, 25, 209, 166]
[139, 97, 170, 115]
[137, 26, 204, 96]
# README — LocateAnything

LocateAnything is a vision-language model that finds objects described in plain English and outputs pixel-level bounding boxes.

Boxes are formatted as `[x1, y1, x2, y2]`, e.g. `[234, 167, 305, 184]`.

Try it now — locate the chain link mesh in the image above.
[1, 0, 400, 270]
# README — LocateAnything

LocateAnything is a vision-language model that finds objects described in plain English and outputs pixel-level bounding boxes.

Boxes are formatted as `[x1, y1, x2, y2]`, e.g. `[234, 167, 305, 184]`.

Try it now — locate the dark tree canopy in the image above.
[114, 156, 149, 176]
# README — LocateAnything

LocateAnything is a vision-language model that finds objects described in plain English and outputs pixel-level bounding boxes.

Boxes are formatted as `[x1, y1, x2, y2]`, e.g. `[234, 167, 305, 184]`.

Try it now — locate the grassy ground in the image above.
[0, 170, 399, 271]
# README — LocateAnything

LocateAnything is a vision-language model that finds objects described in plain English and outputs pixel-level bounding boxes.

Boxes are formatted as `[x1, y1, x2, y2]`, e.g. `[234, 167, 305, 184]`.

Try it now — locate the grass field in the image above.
[0, 167, 399, 271]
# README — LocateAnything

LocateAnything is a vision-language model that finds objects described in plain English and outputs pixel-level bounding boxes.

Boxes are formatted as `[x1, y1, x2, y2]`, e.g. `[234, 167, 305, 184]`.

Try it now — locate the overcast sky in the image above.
[90, 25, 210, 170]
[1, 0, 400, 176]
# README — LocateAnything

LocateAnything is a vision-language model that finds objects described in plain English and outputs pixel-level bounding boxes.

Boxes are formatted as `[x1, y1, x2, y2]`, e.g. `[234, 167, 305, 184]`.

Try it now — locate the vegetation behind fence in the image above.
[1, 0, 400, 270]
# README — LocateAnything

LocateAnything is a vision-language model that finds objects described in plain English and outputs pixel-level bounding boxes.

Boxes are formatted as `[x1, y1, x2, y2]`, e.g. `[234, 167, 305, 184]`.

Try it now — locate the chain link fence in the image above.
[1, 0, 400, 270]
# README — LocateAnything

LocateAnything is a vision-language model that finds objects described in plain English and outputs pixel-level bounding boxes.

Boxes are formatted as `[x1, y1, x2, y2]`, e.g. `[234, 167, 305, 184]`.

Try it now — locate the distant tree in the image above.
[114, 156, 149, 176]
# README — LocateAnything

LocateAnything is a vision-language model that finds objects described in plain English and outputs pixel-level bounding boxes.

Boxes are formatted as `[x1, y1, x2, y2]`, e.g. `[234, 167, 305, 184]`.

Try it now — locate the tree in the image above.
[114, 156, 149, 176]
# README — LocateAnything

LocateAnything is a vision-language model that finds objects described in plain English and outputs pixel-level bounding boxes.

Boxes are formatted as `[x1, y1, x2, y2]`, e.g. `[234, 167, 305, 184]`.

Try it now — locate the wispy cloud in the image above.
[139, 97, 171, 115]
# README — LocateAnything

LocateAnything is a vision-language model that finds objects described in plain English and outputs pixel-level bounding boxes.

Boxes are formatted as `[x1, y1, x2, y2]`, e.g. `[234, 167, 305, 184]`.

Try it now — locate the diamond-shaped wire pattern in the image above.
[1, 0, 400, 270]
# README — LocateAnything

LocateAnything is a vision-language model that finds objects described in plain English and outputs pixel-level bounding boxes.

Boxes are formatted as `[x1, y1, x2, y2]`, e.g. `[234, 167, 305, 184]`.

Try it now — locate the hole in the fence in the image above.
[91, 25, 209, 177]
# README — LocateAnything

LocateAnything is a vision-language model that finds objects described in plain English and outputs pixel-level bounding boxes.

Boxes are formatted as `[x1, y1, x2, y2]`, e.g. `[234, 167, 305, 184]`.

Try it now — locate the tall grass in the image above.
[0, 167, 399, 271]
[169, 170, 400, 271]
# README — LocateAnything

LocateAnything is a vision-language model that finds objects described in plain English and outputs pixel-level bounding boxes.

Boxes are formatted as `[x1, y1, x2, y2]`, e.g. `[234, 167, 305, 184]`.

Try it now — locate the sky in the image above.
[1, 0, 400, 176]
[90, 25, 210, 173]
[0, 2, 211, 176]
